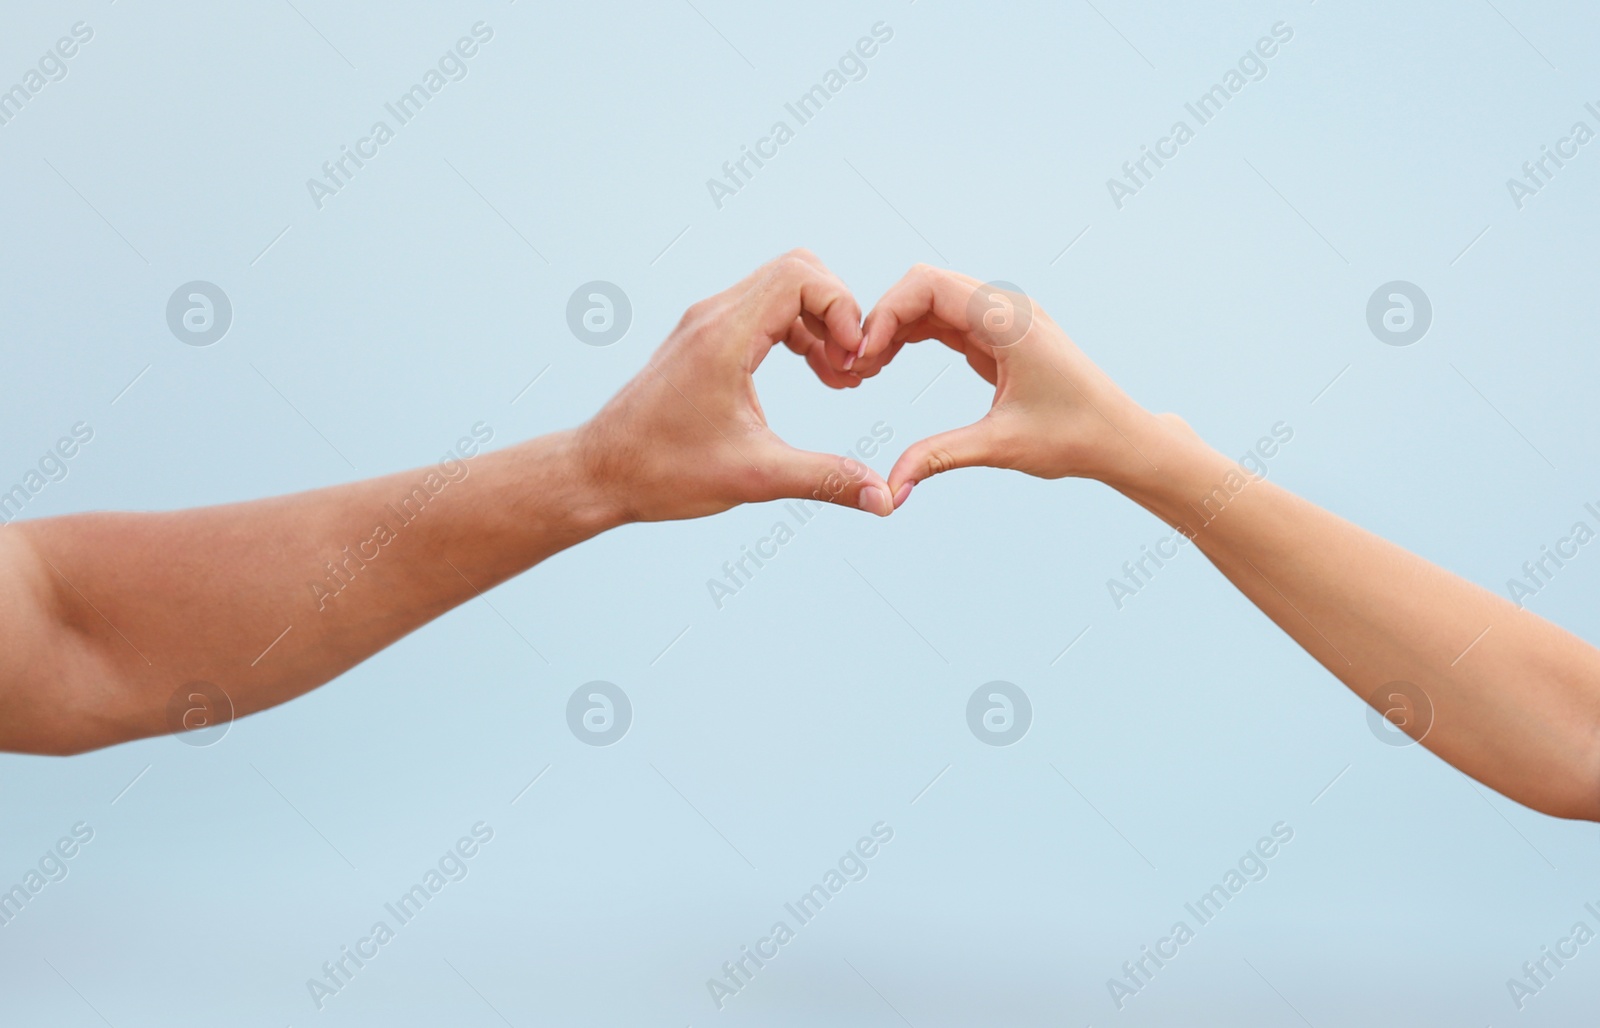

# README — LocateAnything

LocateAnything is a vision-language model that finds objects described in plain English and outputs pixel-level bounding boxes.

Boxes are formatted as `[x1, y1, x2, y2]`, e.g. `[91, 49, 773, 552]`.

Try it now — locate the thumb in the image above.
[752, 439, 894, 518]
[887, 419, 1002, 504]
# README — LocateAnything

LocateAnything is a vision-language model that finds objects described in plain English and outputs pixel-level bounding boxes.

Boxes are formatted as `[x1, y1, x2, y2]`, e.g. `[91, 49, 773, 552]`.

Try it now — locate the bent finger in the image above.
[750, 251, 863, 359]
[860, 264, 984, 363]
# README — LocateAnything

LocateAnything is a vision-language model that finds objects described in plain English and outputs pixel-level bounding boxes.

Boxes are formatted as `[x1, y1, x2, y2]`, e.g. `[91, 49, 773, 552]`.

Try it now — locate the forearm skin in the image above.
[4, 430, 623, 754]
[1106, 414, 1600, 821]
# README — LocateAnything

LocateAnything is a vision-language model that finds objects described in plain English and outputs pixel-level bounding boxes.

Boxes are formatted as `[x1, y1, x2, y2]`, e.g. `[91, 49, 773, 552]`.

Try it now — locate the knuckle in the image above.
[679, 296, 717, 327]
[924, 447, 957, 477]
[908, 263, 947, 295]
[773, 253, 812, 281]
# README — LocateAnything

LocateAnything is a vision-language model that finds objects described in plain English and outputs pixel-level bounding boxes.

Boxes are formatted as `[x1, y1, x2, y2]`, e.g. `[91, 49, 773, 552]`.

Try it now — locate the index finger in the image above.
[859, 264, 985, 365]
[744, 250, 863, 362]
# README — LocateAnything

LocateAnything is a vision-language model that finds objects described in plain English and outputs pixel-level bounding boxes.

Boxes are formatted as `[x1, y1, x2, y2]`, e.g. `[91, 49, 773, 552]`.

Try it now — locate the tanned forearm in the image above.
[1, 251, 891, 756]
[3, 430, 620, 754]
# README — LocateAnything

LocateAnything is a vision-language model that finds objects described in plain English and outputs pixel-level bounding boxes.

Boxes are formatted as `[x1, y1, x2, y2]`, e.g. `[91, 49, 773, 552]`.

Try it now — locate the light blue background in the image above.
[3, 0, 1600, 1024]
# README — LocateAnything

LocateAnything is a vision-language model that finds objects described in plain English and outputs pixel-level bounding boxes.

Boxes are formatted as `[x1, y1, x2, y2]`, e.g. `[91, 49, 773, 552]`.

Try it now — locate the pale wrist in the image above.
[1099, 413, 1235, 523]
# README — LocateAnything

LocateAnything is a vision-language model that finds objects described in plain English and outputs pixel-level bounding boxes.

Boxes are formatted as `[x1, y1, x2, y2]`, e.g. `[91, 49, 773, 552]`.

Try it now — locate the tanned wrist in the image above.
[535, 428, 635, 539]
[563, 422, 636, 531]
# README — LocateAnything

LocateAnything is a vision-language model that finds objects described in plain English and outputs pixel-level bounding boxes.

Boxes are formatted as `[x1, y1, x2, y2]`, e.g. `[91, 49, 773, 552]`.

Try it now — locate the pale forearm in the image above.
[7, 429, 620, 753]
[864, 268, 1600, 819]
[1111, 417, 1600, 820]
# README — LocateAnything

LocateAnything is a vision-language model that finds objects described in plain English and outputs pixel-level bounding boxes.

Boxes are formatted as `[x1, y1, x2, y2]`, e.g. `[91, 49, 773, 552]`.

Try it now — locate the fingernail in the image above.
[892, 480, 915, 509]
[857, 485, 888, 517]
[856, 338, 868, 360]
[843, 352, 856, 370]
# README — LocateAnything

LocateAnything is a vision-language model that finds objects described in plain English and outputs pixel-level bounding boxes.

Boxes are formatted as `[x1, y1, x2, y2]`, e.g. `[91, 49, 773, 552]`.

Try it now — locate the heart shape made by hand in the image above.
[575, 252, 1164, 527]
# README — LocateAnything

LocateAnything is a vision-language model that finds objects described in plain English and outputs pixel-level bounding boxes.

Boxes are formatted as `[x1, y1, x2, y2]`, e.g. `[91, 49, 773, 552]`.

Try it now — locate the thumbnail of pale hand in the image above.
[845, 264, 1600, 822]
[0, 252, 890, 755]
